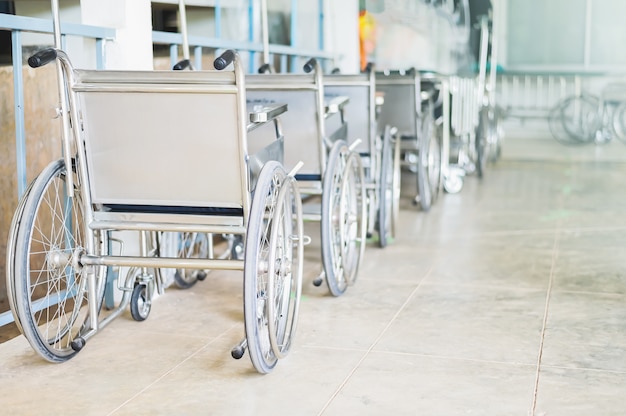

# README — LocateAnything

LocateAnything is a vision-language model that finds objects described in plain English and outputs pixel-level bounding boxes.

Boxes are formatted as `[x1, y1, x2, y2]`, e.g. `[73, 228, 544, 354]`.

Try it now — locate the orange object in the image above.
[359, 10, 376, 71]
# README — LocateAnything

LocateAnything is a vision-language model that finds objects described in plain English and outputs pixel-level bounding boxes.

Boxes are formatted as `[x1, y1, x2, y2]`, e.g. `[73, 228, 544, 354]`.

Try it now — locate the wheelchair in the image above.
[245, 58, 367, 297]
[376, 69, 444, 211]
[5, 48, 304, 374]
[325, 66, 401, 247]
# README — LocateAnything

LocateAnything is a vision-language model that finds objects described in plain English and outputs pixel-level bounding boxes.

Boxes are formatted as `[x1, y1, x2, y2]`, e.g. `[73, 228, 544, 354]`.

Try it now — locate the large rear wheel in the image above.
[244, 161, 303, 374]
[11, 159, 106, 362]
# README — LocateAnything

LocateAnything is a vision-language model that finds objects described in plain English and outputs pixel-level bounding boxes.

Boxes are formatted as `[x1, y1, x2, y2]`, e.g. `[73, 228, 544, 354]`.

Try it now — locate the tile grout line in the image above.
[105, 323, 240, 416]
[530, 222, 561, 416]
[315, 264, 435, 416]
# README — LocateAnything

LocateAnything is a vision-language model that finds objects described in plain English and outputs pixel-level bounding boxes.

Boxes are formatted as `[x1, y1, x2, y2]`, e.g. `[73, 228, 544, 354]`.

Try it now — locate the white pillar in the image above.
[81, 0, 153, 70]
[326, 0, 359, 73]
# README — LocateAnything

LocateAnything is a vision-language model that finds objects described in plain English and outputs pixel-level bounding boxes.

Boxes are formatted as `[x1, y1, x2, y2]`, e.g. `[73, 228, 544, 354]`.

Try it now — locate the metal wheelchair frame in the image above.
[245, 59, 367, 297]
[5, 48, 304, 374]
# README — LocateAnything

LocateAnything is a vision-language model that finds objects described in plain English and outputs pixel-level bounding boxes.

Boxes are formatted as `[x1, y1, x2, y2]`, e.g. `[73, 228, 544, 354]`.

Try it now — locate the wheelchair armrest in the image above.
[248, 102, 288, 123]
[325, 95, 350, 115]
[375, 91, 385, 107]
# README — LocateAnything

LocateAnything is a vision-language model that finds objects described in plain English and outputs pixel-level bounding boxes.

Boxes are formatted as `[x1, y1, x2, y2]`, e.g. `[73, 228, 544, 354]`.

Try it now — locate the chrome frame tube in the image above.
[178, 0, 190, 60]
[81, 254, 245, 271]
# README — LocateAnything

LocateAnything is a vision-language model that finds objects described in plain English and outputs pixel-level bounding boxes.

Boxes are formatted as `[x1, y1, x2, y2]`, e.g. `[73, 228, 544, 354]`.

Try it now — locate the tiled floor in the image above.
[1, 131, 626, 415]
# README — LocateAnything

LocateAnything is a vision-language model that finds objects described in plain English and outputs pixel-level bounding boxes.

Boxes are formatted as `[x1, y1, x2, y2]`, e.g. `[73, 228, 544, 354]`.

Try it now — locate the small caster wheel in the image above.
[71, 337, 86, 352]
[231, 346, 245, 359]
[231, 235, 244, 260]
[196, 270, 207, 281]
[130, 283, 151, 321]
[444, 175, 463, 194]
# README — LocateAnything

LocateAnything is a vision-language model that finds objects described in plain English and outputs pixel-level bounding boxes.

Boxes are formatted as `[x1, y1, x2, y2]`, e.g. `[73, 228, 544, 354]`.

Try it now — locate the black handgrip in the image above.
[331, 68, 341, 74]
[303, 58, 317, 73]
[258, 63, 272, 74]
[28, 48, 57, 68]
[214, 50, 236, 70]
[363, 62, 373, 74]
[173, 59, 192, 71]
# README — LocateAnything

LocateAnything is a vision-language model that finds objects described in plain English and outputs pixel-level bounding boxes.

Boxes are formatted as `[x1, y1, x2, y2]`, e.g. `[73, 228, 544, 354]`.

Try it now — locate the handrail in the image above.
[0, 12, 116, 329]
[152, 30, 334, 72]
[0, 14, 115, 39]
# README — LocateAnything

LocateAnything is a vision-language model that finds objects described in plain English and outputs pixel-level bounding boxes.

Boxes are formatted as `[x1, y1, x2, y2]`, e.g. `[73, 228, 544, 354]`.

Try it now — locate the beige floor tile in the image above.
[534, 366, 626, 416]
[541, 292, 626, 372]
[373, 284, 546, 364]
[322, 352, 536, 416]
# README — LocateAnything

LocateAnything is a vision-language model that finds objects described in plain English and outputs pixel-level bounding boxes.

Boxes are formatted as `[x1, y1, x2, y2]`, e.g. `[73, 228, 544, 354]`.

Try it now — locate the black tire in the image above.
[550, 95, 599, 145]
[378, 126, 394, 248]
[322, 141, 366, 296]
[130, 283, 151, 322]
[244, 161, 304, 374]
[475, 106, 488, 179]
[416, 106, 436, 211]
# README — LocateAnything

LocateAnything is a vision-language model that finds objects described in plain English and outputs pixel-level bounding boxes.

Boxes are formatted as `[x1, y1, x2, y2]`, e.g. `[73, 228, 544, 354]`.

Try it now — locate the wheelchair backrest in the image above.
[73, 69, 248, 210]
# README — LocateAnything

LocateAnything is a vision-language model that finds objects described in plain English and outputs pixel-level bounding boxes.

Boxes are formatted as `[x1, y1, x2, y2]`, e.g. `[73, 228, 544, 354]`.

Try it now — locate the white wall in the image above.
[326, 0, 360, 73]
[82, 0, 153, 70]
[501, 0, 626, 71]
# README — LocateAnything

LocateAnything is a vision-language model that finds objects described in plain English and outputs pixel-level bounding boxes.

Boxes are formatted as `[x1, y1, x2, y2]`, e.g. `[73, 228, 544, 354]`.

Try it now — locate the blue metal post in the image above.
[215, 0, 222, 58]
[318, 0, 325, 72]
[248, 0, 255, 73]
[318, 0, 324, 51]
[96, 38, 105, 69]
[194, 46, 202, 69]
[290, 0, 297, 72]
[215, 0, 222, 37]
[170, 43, 178, 68]
[12, 30, 27, 198]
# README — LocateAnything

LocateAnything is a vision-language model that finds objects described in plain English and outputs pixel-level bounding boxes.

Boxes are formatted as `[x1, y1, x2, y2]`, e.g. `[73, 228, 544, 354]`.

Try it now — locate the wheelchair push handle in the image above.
[258, 63, 272, 74]
[173, 59, 193, 71]
[214, 50, 236, 70]
[28, 48, 58, 68]
[303, 58, 317, 73]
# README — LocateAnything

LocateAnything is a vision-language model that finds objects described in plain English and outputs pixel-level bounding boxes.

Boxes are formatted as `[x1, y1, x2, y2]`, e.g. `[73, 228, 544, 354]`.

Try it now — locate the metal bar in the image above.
[152, 31, 334, 59]
[81, 255, 245, 271]
[0, 311, 15, 326]
[89, 220, 246, 235]
[170, 43, 178, 68]
[0, 14, 115, 39]
[318, 0, 324, 51]
[178, 0, 190, 60]
[441, 78, 450, 182]
[194, 45, 202, 69]
[584, 0, 592, 69]
[12, 30, 27, 198]
[248, 0, 256, 73]
[95, 38, 105, 69]
[215, 0, 222, 38]
[260, 0, 269, 65]
[290, 0, 298, 73]
[51, 0, 62, 47]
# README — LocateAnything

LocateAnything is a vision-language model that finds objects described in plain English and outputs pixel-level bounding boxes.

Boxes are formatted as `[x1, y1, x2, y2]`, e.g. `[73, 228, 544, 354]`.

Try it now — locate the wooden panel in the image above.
[0, 63, 61, 314]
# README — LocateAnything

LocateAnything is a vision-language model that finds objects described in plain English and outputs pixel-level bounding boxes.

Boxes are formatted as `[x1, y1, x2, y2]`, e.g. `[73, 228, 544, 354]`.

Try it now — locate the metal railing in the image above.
[152, 0, 333, 73]
[0, 12, 116, 328]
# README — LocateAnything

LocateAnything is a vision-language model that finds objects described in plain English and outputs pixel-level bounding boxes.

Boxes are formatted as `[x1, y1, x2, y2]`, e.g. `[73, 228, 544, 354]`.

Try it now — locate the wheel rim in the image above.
[244, 162, 286, 373]
[427, 129, 441, 200]
[267, 177, 303, 359]
[340, 153, 366, 285]
[326, 145, 349, 293]
[14, 161, 96, 360]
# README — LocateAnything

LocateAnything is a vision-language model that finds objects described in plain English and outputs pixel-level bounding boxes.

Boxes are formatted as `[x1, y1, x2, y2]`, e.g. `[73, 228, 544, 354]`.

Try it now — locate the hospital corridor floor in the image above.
[1, 134, 625, 415]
